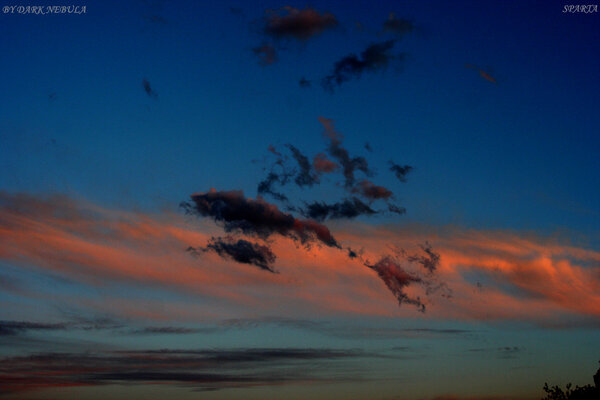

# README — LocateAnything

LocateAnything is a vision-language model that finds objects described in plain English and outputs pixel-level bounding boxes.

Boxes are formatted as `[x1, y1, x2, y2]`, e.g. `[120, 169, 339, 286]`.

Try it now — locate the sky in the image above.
[0, 0, 599, 399]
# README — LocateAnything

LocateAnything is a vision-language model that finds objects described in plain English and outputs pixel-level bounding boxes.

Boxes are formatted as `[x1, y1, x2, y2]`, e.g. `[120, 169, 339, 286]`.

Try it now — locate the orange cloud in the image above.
[1, 192, 598, 325]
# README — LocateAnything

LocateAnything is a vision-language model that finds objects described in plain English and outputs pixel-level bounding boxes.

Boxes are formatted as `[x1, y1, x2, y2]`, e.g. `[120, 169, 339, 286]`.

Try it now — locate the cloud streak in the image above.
[1, 192, 599, 323]
[0, 347, 370, 394]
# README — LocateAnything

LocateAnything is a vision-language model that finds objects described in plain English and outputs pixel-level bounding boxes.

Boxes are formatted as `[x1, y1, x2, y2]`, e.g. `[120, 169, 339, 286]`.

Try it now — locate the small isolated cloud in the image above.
[192, 236, 278, 273]
[322, 40, 406, 91]
[352, 180, 393, 200]
[389, 161, 413, 182]
[182, 189, 340, 248]
[465, 64, 497, 84]
[299, 77, 311, 88]
[263, 6, 338, 41]
[142, 78, 158, 98]
[253, 43, 277, 66]
[312, 152, 338, 173]
[382, 12, 415, 37]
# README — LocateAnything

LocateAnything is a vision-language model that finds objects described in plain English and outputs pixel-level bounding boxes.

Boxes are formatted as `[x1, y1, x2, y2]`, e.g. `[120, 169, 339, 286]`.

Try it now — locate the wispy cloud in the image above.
[322, 40, 406, 91]
[142, 78, 158, 98]
[1, 192, 599, 323]
[262, 6, 338, 41]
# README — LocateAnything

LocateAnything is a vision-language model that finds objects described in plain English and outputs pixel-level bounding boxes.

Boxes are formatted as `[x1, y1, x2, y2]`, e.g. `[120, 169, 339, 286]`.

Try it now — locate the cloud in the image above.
[302, 197, 378, 221]
[352, 179, 393, 200]
[0, 320, 67, 336]
[465, 64, 497, 84]
[312, 152, 338, 173]
[319, 116, 372, 187]
[365, 256, 425, 312]
[130, 326, 212, 335]
[257, 172, 289, 202]
[0, 347, 369, 394]
[468, 346, 522, 360]
[191, 236, 277, 273]
[182, 189, 340, 248]
[267, 144, 281, 157]
[407, 242, 440, 274]
[262, 6, 338, 41]
[382, 12, 415, 37]
[142, 78, 158, 98]
[299, 77, 311, 88]
[389, 161, 413, 182]
[388, 203, 407, 215]
[253, 43, 277, 65]
[2, 192, 600, 323]
[286, 144, 319, 187]
[322, 40, 406, 91]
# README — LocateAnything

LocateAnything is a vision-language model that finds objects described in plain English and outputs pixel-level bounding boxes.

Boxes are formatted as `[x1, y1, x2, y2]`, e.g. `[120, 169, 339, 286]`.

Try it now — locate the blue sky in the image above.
[0, 1, 599, 399]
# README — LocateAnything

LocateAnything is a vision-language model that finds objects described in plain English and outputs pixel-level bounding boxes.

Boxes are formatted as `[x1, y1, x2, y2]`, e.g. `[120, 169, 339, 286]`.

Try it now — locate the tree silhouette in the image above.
[541, 361, 600, 400]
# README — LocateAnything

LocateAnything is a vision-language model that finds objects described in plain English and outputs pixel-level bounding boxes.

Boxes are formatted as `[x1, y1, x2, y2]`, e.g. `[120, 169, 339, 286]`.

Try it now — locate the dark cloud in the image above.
[286, 144, 319, 187]
[302, 197, 377, 221]
[130, 327, 212, 335]
[312, 152, 338, 173]
[365, 256, 425, 312]
[142, 78, 158, 98]
[182, 190, 340, 248]
[319, 116, 372, 187]
[352, 179, 393, 200]
[347, 248, 359, 259]
[0, 320, 67, 336]
[407, 242, 440, 274]
[388, 203, 407, 215]
[389, 161, 413, 182]
[467, 346, 522, 360]
[253, 43, 277, 65]
[322, 40, 406, 91]
[299, 77, 311, 88]
[194, 236, 277, 273]
[263, 6, 338, 41]
[0, 348, 368, 394]
[257, 172, 289, 202]
[382, 12, 415, 37]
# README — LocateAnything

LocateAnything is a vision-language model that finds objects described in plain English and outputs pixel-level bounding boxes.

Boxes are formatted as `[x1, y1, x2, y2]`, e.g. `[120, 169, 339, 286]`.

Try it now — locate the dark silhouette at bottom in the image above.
[542, 361, 600, 400]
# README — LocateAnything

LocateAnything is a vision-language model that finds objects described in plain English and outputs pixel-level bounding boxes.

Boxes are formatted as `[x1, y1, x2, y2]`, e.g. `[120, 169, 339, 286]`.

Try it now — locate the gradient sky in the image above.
[1, 1, 599, 399]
